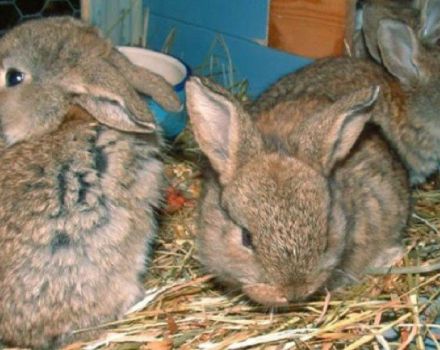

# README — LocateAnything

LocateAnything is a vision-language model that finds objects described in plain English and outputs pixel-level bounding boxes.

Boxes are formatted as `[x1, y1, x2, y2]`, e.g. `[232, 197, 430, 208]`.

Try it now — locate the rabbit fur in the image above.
[0, 17, 179, 348]
[186, 77, 411, 306]
[250, 16, 440, 185]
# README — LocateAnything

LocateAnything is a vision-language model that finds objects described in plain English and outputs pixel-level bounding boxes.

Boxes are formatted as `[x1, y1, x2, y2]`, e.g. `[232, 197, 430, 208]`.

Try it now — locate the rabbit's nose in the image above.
[242, 283, 288, 306]
[283, 283, 316, 302]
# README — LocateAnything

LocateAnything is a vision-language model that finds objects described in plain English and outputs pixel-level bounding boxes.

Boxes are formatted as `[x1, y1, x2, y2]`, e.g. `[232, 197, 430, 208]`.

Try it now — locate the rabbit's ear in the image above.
[419, 0, 440, 44]
[61, 60, 156, 133]
[362, 2, 384, 63]
[295, 87, 379, 175]
[185, 77, 262, 185]
[377, 19, 421, 86]
[108, 49, 182, 112]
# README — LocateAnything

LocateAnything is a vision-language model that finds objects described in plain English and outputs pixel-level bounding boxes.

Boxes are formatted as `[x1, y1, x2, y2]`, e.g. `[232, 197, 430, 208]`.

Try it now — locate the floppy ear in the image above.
[419, 0, 440, 44]
[377, 19, 421, 86]
[109, 49, 181, 112]
[294, 87, 380, 175]
[185, 77, 262, 185]
[61, 60, 157, 133]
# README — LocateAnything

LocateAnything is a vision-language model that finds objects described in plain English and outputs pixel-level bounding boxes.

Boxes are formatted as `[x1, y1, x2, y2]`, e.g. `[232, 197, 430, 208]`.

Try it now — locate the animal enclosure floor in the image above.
[7, 127, 440, 350]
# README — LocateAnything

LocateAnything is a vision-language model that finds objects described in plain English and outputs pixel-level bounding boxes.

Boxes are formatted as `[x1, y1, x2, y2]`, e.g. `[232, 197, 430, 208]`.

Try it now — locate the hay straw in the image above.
[193, 34, 249, 101]
[161, 28, 176, 55]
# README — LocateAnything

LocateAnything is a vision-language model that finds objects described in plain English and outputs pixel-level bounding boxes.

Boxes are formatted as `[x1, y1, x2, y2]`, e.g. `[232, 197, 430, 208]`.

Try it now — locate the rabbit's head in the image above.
[0, 17, 180, 148]
[361, 0, 440, 61]
[377, 16, 440, 83]
[362, 0, 419, 62]
[186, 77, 379, 305]
[376, 18, 440, 140]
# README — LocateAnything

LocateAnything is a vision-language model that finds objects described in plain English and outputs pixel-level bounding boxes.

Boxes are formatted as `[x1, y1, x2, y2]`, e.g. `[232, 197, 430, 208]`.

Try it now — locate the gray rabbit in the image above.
[0, 17, 180, 348]
[186, 77, 410, 306]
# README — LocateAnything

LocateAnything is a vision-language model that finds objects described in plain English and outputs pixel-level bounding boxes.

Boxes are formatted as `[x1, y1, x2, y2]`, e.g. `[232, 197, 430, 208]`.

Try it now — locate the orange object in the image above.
[165, 187, 187, 213]
[269, 0, 356, 58]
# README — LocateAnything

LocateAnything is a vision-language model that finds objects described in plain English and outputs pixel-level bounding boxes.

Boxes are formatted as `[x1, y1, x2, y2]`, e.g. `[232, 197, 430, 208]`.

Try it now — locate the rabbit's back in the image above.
[0, 107, 163, 348]
[330, 126, 410, 285]
[249, 58, 388, 116]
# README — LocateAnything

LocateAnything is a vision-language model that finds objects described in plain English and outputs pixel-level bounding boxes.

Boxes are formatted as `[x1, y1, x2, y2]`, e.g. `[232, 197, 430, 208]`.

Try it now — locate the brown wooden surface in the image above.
[269, 0, 356, 59]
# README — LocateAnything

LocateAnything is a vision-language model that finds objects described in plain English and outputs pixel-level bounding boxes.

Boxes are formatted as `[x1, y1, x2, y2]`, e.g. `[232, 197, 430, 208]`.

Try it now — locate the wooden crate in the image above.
[269, 0, 357, 58]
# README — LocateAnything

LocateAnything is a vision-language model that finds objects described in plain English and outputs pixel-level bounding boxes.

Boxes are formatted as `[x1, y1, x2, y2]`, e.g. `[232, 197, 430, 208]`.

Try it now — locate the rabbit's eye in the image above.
[241, 228, 253, 249]
[6, 69, 25, 87]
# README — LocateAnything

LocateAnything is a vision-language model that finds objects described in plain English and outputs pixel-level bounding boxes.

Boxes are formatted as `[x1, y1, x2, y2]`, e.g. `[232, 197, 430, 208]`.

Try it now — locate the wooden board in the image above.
[80, 0, 90, 21]
[269, 0, 356, 59]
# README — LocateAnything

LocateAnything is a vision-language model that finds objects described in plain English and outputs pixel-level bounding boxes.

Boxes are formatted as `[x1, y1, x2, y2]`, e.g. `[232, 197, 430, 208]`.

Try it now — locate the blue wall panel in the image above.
[88, 0, 312, 96]
[146, 13, 311, 96]
[143, 0, 269, 43]
[88, 0, 145, 45]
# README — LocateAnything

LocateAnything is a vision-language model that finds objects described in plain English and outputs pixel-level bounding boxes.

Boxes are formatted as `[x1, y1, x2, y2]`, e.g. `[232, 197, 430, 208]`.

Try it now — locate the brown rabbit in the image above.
[186, 77, 410, 306]
[0, 17, 179, 348]
[250, 17, 440, 185]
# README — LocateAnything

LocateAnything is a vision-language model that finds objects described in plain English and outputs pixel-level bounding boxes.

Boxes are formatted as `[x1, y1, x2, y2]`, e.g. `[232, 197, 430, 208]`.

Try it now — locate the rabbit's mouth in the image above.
[242, 283, 288, 306]
[242, 279, 324, 306]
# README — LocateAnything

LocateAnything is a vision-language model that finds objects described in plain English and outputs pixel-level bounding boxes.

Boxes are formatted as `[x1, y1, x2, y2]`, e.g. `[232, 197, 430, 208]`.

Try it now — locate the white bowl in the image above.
[118, 46, 190, 138]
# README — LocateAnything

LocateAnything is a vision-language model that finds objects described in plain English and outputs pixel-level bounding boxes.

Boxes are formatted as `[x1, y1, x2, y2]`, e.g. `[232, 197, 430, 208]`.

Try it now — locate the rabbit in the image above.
[186, 77, 411, 306]
[249, 16, 440, 185]
[0, 16, 180, 349]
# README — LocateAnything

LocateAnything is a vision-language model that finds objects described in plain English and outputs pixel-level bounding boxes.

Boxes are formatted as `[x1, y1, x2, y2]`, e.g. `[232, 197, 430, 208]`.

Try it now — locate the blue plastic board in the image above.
[143, 0, 269, 44]
[145, 13, 312, 97]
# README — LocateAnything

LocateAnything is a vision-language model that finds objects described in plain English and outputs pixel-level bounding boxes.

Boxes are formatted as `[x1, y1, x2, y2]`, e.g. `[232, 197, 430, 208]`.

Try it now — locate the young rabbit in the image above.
[0, 17, 180, 348]
[186, 77, 410, 306]
[250, 17, 440, 185]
